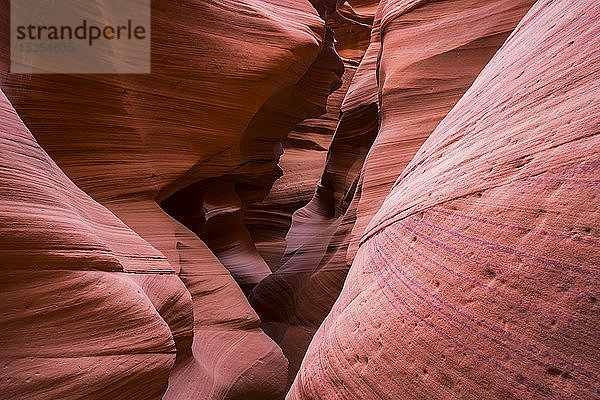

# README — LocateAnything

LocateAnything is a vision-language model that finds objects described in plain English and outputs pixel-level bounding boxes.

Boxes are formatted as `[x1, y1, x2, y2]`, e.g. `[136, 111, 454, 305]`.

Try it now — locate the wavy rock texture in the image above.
[0, 89, 184, 399]
[289, 0, 600, 398]
[2, 0, 599, 398]
[249, 37, 379, 380]
[0, 0, 346, 398]
[349, 0, 537, 252]
[249, 2, 380, 379]
[244, 1, 376, 272]
[251, 0, 534, 382]
[157, 0, 347, 295]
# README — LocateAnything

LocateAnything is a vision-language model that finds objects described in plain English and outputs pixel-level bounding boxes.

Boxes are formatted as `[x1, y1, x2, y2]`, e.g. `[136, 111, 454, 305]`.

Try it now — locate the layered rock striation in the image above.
[289, 0, 600, 398]
[0, 88, 184, 399]
[250, 0, 536, 382]
[0, 0, 345, 398]
[1, 0, 599, 398]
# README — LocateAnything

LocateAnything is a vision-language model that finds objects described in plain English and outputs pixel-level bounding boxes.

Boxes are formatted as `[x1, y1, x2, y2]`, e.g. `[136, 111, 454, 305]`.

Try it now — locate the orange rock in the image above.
[0, 89, 182, 399]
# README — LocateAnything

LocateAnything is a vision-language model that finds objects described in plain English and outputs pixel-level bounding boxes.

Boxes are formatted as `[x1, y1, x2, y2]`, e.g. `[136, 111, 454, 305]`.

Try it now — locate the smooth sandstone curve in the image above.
[289, 0, 600, 398]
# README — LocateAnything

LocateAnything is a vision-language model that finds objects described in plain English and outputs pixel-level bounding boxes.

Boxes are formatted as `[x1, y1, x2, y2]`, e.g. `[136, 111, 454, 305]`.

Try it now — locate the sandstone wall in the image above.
[289, 0, 600, 398]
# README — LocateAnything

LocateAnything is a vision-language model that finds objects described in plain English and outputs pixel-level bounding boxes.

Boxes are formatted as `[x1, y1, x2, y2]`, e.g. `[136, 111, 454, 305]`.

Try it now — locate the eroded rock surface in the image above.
[0, 0, 344, 398]
[251, 0, 535, 382]
[0, 89, 182, 399]
[244, 1, 376, 273]
[1, 0, 598, 398]
[289, 0, 600, 398]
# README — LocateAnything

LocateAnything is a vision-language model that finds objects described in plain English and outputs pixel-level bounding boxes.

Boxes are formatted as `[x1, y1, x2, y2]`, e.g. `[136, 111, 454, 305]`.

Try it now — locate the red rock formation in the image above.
[349, 0, 537, 252]
[251, 0, 534, 383]
[2, 0, 599, 397]
[156, 0, 347, 295]
[244, 1, 376, 272]
[248, 2, 380, 379]
[0, 0, 345, 398]
[0, 88, 184, 399]
[289, 0, 600, 398]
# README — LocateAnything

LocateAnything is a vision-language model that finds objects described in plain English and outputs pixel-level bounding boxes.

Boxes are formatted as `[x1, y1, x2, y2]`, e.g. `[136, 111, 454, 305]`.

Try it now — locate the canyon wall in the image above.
[289, 0, 600, 398]
[1, 0, 599, 398]
[250, 0, 537, 381]
[0, 0, 344, 398]
[0, 88, 183, 399]
[244, 1, 377, 273]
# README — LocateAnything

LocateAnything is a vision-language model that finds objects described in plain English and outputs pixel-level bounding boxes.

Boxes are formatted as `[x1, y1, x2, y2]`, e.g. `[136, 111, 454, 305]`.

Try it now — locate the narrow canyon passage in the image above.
[1, 0, 599, 399]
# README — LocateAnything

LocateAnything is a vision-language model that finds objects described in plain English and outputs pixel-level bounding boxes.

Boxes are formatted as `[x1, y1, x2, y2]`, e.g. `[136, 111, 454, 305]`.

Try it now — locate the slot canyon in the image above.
[0, 0, 599, 399]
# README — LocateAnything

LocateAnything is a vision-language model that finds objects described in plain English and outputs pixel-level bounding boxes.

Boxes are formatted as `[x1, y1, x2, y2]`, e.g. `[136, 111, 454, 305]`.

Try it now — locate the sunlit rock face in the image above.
[289, 0, 600, 398]
[0, 0, 344, 398]
[250, 0, 536, 384]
